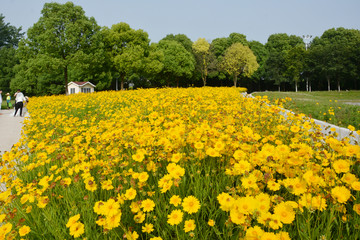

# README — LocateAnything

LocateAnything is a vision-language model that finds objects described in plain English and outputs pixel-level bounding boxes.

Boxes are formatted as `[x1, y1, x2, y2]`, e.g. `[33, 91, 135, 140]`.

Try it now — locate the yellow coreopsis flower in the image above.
[134, 211, 145, 223]
[138, 172, 149, 183]
[101, 179, 114, 190]
[37, 196, 49, 209]
[245, 225, 264, 239]
[331, 186, 351, 203]
[182, 196, 200, 214]
[184, 219, 196, 233]
[141, 199, 155, 212]
[105, 212, 122, 229]
[142, 223, 154, 233]
[171, 153, 182, 163]
[273, 202, 295, 224]
[132, 152, 145, 162]
[103, 199, 120, 217]
[333, 160, 350, 174]
[353, 204, 360, 215]
[167, 209, 183, 226]
[230, 208, 246, 225]
[169, 195, 182, 207]
[0, 222, 12, 237]
[233, 160, 251, 175]
[19, 225, 31, 237]
[69, 221, 85, 238]
[84, 177, 97, 192]
[66, 214, 81, 228]
[125, 188, 137, 200]
[267, 180, 281, 191]
[217, 192, 235, 212]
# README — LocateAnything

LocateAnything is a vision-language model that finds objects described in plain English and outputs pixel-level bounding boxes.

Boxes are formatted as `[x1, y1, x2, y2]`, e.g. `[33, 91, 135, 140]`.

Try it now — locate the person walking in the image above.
[14, 89, 26, 117]
[6, 93, 11, 109]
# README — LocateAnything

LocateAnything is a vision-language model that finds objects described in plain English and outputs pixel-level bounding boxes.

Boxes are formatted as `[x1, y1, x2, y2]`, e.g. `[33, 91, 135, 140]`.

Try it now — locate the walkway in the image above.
[0, 109, 25, 155]
[0, 109, 26, 191]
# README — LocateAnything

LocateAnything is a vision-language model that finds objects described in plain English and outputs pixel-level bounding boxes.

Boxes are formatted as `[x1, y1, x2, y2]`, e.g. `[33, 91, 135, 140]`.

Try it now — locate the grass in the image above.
[1, 100, 15, 110]
[251, 91, 360, 130]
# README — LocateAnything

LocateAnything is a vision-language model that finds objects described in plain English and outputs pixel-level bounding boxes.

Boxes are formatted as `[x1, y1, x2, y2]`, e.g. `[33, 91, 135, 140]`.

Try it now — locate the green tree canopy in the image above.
[264, 33, 303, 90]
[0, 14, 23, 48]
[192, 38, 210, 86]
[102, 22, 150, 90]
[157, 40, 195, 87]
[284, 45, 305, 92]
[309, 27, 360, 91]
[0, 14, 24, 94]
[220, 42, 259, 87]
[12, 2, 106, 95]
[162, 34, 193, 53]
[248, 41, 269, 89]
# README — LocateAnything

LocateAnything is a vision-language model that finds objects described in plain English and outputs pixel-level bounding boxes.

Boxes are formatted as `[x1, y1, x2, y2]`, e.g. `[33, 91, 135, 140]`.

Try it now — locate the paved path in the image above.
[0, 109, 27, 191]
[0, 109, 26, 155]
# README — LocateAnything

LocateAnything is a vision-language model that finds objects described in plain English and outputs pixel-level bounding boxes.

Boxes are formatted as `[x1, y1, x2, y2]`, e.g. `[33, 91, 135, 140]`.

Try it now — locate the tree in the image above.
[285, 46, 305, 92]
[102, 22, 149, 90]
[0, 14, 23, 48]
[309, 28, 360, 91]
[162, 34, 193, 53]
[264, 33, 303, 91]
[0, 14, 24, 93]
[192, 38, 210, 86]
[157, 40, 195, 87]
[13, 2, 106, 95]
[221, 43, 259, 87]
[248, 41, 269, 91]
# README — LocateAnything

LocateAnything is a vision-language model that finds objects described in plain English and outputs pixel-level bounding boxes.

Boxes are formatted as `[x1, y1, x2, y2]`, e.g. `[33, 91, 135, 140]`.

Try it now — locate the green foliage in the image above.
[102, 22, 150, 90]
[0, 14, 23, 48]
[162, 34, 194, 53]
[264, 33, 304, 90]
[308, 28, 360, 91]
[12, 2, 108, 95]
[0, 14, 24, 93]
[192, 38, 210, 86]
[157, 40, 195, 87]
[220, 43, 259, 87]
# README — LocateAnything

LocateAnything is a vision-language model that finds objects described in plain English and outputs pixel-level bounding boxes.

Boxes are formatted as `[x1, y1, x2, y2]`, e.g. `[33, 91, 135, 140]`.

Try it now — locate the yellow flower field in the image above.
[0, 87, 360, 239]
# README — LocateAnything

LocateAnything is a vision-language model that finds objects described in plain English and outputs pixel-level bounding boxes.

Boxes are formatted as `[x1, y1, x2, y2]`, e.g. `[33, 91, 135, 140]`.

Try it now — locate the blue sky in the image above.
[2, 0, 360, 44]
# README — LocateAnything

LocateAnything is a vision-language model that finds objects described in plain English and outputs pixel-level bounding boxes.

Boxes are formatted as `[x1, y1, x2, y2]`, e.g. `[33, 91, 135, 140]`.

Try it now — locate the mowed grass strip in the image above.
[252, 91, 360, 129]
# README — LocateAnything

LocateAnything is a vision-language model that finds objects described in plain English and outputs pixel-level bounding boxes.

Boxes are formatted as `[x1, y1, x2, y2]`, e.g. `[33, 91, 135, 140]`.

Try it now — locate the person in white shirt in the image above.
[14, 89, 26, 117]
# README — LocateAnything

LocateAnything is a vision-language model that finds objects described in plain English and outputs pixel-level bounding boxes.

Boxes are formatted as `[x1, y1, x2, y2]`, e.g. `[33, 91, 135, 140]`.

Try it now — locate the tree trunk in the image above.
[120, 75, 125, 90]
[233, 75, 237, 87]
[295, 79, 298, 92]
[278, 85, 280, 92]
[337, 80, 341, 92]
[327, 76, 331, 91]
[309, 80, 312, 92]
[201, 70, 206, 86]
[306, 78, 309, 92]
[176, 78, 179, 88]
[64, 66, 68, 95]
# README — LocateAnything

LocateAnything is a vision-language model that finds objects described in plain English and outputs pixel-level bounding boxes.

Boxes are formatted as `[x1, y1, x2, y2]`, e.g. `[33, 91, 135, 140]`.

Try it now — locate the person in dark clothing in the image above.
[14, 89, 26, 117]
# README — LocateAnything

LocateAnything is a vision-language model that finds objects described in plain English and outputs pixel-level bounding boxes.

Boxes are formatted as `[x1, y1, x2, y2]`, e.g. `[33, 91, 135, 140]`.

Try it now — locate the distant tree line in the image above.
[1, 2, 360, 96]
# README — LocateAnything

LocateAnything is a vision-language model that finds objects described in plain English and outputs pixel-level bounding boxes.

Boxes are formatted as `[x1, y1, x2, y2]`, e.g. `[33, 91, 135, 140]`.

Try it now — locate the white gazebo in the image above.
[67, 81, 96, 95]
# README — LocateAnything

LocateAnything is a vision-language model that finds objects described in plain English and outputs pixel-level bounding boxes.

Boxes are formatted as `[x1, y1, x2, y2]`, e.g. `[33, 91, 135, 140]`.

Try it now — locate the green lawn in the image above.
[251, 91, 360, 130]
[1, 99, 15, 110]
